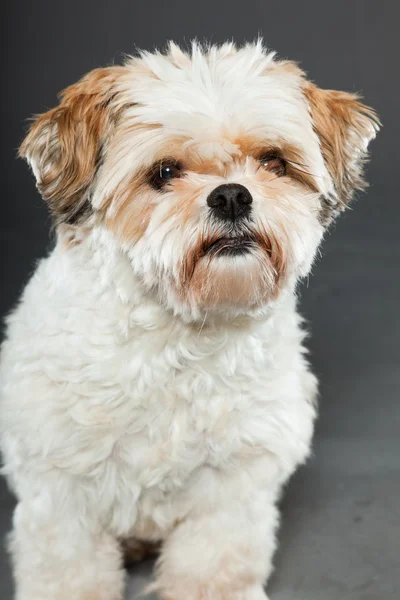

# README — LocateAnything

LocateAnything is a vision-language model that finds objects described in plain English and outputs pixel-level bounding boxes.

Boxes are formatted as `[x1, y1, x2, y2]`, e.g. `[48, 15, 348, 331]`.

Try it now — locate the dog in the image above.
[0, 40, 379, 600]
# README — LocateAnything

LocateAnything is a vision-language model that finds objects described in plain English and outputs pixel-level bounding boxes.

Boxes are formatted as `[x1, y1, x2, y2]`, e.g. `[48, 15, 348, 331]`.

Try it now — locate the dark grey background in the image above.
[1, 1, 399, 599]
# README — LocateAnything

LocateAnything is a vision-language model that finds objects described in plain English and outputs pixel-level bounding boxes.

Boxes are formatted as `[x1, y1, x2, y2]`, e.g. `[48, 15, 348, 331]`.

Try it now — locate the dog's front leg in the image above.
[9, 501, 125, 600]
[154, 456, 281, 600]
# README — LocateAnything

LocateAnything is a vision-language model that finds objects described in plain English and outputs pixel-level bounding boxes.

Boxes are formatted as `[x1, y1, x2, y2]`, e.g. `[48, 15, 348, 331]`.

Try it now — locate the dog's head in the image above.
[20, 41, 379, 319]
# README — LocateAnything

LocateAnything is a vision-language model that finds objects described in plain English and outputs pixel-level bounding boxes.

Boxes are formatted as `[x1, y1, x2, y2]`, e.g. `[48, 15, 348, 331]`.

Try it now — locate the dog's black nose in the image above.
[206, 183, 253, 221]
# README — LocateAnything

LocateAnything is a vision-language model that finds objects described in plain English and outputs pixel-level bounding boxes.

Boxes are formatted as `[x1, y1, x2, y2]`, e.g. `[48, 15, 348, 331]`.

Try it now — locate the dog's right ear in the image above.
[304, 83, 380, 210]
[19, 66, 125, 225]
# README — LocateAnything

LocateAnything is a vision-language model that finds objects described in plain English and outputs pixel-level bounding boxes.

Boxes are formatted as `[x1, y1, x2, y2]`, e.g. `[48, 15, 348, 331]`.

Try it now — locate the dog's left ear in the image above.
[304, 83, 380, 209]
[19, 66, 125, 225]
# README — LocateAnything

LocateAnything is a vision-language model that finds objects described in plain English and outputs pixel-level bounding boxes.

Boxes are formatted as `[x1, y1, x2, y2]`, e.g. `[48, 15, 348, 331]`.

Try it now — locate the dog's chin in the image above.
[185, 247, 277, 312]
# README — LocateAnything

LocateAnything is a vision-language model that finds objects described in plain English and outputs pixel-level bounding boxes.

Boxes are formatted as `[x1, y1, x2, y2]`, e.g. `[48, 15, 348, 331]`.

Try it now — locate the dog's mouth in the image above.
[204, 234, 255, 257]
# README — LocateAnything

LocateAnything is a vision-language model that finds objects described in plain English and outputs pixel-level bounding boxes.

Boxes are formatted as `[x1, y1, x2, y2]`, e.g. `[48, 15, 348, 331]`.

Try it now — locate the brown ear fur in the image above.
[19, 66, 125, 224]
[304, 84, 380, 207]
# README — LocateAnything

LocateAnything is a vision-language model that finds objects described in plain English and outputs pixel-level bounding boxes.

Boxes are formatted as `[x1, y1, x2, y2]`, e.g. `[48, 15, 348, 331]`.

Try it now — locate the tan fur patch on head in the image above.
[19, 66, 127, 225]
[268, 58, 306, 79]
[104, 172, 154, 243]
[104, 165, 206, 244]
[304, 83, 380, 207]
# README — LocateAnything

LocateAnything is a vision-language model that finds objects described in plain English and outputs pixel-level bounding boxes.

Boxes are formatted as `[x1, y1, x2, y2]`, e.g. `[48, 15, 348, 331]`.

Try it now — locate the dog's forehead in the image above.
[120, 46, 316, 153]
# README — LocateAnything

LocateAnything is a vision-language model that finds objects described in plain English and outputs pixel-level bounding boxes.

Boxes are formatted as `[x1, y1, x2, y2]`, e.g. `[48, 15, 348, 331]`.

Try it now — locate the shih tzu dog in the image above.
[0, 41, 378, 600]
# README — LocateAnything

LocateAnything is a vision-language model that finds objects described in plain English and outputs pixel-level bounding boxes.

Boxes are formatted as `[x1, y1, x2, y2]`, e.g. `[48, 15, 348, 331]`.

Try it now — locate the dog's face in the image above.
[21, 42, 379, 319]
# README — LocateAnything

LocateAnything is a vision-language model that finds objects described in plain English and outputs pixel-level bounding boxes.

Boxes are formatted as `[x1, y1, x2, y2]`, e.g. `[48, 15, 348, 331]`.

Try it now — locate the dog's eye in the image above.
[150, 161, 182, 190]
[259, 153, 286, 177]
[159, 164, 180, 180]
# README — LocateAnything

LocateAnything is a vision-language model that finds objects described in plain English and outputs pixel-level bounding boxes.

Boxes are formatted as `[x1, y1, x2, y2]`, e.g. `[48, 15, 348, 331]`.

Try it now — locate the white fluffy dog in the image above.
[0, 41, 379, 600]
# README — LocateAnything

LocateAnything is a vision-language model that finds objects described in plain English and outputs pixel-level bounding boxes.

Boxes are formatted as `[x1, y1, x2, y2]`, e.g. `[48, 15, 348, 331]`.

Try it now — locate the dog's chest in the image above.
[81, 323, 269, 492]
[114, 332, 265, 478]
[75, 329, 272, 536]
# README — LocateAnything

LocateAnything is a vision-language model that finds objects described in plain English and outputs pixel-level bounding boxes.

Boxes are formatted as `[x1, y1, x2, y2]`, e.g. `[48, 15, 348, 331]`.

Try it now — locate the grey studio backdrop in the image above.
[1, 1, 399, 599]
